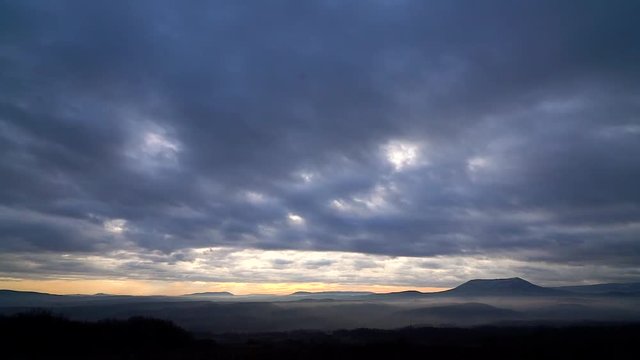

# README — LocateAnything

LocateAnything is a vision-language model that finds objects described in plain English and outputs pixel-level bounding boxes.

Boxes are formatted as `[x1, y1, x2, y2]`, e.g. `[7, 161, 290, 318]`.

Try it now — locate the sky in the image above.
[1, 0, 640, 295]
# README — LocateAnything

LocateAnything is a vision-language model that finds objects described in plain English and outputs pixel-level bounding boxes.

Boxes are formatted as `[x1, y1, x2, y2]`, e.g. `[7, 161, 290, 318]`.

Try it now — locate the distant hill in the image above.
[288, 291, 375, 300]
[291, 291, 374, 296]
[373, 290, 427, 299]
[436, 277, 565, 297]
[183, 291, 234, 297]
[554, 282, 640, 295]
[0, 289, 58, 297]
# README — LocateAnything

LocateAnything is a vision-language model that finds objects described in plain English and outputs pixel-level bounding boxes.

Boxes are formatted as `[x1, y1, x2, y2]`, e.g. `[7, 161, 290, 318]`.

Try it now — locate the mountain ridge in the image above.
[5, 277, 640, 299]
[435, 277, 567, 297]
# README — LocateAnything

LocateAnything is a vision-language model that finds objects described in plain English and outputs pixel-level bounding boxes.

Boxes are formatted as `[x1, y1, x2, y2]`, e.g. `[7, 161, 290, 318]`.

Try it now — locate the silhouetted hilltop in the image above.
[0, 290, 52, 295]
[0, 289, 60, 298]
[0, 289, 65, 306]
[438, 277, 565, 297]
[374, 290, 426, 298]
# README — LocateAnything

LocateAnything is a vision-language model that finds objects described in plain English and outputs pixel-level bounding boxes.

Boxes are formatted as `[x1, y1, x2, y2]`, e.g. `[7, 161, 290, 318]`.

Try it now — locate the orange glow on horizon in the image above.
[0, 279, 448, 296]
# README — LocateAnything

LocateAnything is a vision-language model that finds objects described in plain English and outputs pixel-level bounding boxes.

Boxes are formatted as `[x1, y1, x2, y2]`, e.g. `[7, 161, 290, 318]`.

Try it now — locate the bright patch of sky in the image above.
[103, 219, 127, 234]
[383, 140, 422, 171]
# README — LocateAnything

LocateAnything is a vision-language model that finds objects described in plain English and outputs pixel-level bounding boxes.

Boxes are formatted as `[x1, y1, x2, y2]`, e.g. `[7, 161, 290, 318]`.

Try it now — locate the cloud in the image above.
[1, 247, 638, 288]
[1, 0, 639, 285]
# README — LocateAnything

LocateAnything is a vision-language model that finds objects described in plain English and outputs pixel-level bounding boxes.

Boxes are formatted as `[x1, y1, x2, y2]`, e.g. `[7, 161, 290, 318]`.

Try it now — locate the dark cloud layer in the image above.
[1, 0, 640, 281]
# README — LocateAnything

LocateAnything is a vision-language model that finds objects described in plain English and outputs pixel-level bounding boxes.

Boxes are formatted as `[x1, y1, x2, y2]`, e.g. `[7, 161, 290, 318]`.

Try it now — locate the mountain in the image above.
[437, 277, 565, 297]
[554, 282, 640, 295]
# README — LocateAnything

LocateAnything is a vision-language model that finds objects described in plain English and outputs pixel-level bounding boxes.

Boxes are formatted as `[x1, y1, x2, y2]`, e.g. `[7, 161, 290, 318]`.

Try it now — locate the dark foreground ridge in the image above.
[1, 311, 639, 360]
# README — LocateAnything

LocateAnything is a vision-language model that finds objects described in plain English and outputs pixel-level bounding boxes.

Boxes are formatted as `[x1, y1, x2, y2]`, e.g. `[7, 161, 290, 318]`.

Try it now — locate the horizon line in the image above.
[2, 276, 637, 297]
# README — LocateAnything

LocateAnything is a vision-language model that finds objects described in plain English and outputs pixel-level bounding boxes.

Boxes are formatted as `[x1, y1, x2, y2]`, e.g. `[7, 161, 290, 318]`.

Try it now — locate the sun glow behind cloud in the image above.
[287, 213, 305, 225]
[383, 140, 422, 171]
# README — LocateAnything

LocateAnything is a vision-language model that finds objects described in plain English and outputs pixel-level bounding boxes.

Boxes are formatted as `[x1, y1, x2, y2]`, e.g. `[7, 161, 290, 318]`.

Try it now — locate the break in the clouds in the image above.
[1, 0, 639, 289]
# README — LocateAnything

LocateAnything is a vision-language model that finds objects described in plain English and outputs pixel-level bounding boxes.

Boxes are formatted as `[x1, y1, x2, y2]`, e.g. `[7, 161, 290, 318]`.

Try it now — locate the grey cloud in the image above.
[1, 0, 640, 282]
[304, 259, 334, 269]
[271, 259, 295, 269]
